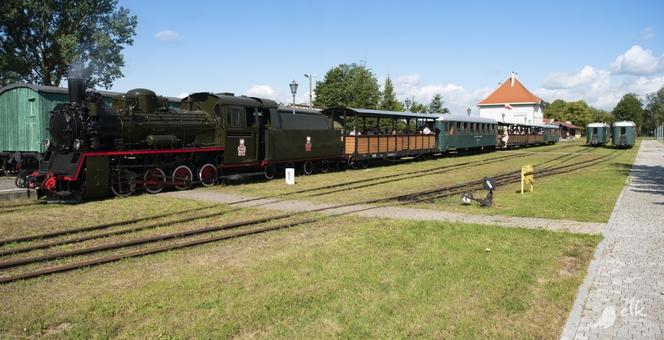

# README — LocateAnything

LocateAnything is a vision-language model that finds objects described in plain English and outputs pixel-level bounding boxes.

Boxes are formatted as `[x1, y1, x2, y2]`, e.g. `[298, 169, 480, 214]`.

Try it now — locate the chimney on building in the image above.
[510, 72, 517, 86]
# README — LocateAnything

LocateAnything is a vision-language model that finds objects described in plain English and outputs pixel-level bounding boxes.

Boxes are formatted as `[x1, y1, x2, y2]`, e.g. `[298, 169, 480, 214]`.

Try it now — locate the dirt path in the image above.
[164, 190, 605, 235]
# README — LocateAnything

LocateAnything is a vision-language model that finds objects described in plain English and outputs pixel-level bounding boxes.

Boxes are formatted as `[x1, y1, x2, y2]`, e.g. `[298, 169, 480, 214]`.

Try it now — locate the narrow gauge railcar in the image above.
[586, 122, 610, 146]
[611, 121, 636, 148]
[321, 108, 438, 168]
[435, 115, 498, 152]
[497, 122, 559, 147]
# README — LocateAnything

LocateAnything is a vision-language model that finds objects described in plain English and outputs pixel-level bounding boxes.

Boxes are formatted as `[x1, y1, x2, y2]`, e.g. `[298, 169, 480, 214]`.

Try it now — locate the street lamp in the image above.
[304, 73, 316, 108]
[289, 80, 298, 114]
[404, 98, 412, 112]
[466, 107, 471, 116]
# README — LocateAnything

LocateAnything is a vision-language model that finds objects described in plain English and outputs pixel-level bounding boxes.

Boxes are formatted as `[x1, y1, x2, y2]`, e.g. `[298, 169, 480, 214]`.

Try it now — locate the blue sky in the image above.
[112, 0, 664, 113]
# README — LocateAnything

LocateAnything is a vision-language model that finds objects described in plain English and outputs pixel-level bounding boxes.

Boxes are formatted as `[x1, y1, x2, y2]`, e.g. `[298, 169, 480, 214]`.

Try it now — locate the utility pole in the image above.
[304, 73, 316, 108]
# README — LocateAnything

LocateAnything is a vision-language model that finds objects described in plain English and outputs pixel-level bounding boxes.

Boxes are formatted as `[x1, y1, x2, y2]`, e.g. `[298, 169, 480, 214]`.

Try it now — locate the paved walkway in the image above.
[561, 140, 664, 339]
[165, 188, 605, 235]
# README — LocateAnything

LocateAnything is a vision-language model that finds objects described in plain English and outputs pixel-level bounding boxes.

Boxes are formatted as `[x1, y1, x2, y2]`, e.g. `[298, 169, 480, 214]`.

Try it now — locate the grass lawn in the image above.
[206, 139, 639, 222]
[0, 195, 600, 338]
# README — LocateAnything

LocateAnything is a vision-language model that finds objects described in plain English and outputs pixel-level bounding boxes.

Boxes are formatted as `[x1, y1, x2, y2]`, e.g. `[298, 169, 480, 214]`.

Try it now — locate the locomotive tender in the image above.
[28, 79, 561, 203]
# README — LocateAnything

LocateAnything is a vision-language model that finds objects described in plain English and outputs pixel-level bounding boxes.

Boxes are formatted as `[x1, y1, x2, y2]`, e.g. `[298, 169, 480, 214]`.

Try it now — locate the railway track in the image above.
[0, 150, 617, 284]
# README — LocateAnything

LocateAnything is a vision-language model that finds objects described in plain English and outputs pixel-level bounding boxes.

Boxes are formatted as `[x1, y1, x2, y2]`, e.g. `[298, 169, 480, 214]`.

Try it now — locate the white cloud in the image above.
[610, 45, 664, 75]
[536, 64, 664, 110]
[390, 74, 490, 114]
[541, 65, 610, 89]
[176, 92, 189, 98]
[245, 85, 275, 97]
[155, 30, 183, 42]
[640, 27, 655, 41]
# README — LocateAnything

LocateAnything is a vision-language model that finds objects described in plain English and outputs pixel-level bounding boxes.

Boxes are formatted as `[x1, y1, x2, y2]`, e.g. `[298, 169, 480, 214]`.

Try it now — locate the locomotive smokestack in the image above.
[67, 77, 86, 105]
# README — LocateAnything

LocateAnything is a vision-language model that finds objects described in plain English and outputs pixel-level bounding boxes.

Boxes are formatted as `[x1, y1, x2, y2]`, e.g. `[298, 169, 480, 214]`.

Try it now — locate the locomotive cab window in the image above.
[227, 107, 243, 128]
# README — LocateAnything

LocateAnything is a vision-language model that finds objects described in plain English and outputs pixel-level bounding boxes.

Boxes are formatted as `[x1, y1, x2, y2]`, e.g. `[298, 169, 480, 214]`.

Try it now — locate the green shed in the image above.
[0, 83, 181, 154]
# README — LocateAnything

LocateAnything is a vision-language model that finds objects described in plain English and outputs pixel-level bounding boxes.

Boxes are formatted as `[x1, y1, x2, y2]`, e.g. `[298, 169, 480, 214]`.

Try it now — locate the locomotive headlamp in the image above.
[73, 139, 82, 151]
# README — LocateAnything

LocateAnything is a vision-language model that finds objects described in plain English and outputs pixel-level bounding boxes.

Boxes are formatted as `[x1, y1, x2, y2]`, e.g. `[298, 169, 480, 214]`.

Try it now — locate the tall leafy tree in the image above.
[644, 87, 664, 135]
[408, 100, 428, 113]
[612, 93, 643, 128]
[379, 76, 404, 111]
[314, 63, 381, 109]
[0, 0, 137, 88]
[428, 94, 449, 114]
[543, 99, 598, 131]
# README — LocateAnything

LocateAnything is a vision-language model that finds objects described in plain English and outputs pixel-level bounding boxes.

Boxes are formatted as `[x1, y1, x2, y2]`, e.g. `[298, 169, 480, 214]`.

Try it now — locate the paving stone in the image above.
[561, 140, 664, 339]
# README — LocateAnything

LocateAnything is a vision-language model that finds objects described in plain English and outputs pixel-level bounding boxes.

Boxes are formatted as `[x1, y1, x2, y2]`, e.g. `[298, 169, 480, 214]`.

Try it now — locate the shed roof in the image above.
[322, 107, 439, 119]
[478, 76, 542, 105]
[555, 121, 579, 129]
[587, 122, 610, 128]
[612, 121, 636, 127]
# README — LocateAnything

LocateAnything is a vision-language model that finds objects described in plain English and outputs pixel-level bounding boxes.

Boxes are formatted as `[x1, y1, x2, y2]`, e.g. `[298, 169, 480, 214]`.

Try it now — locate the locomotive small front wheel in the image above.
[144, 167, 166, 194]
[172, 165, 193, 190]
[198, 163, 217, 187]
[302, 161, 314, 175]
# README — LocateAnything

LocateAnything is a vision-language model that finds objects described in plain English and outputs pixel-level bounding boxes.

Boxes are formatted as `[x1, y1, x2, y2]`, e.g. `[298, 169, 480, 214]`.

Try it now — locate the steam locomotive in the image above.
[28, 78, 342, 202]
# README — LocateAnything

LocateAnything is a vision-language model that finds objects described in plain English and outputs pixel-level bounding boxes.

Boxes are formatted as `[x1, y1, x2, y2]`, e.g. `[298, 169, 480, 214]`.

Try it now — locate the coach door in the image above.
[224, 106, 259, 165]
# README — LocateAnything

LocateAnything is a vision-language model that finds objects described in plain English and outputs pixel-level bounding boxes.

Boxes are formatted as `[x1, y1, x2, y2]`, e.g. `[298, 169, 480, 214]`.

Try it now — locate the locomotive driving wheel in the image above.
[263, 165, 275, 180]
[110, 168, 136, 197]
[144, 167, 166, 194]
[320, 160, 330, 173]
[302, 161, 314, 175]
[197, 163, 217, 187]
[172, 165, 193, 190]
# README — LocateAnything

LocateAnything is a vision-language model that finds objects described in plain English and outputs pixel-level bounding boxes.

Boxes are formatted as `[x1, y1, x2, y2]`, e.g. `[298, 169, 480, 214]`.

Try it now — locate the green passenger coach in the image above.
[611, 121, 636, 148]
[435, 115, 498, 152]
[586, 122, 610, 146]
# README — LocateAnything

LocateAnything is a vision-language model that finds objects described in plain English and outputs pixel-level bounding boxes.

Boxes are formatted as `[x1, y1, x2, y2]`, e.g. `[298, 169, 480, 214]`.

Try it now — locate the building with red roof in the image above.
[478, 73, 544, 124]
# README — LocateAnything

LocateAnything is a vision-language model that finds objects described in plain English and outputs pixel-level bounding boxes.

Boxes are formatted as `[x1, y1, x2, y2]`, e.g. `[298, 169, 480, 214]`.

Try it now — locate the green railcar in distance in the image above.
[586, 122, 610, 146]
[435, 115, 498, 152]
[611, 121, 636, 148]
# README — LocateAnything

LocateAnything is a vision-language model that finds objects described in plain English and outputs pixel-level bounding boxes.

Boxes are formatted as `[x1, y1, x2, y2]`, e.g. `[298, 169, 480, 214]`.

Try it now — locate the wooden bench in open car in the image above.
[321, 107, 438, 168]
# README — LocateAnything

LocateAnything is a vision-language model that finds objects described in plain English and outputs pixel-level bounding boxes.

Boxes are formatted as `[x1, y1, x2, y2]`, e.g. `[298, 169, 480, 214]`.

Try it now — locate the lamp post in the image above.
[524, 117, 527, 124]
[466, 107, 471, 116]
[304, 73, 316, 108]
[289, 80, 298, 114]
[501, 113, 505, 122]
[404, 98, 412, 112]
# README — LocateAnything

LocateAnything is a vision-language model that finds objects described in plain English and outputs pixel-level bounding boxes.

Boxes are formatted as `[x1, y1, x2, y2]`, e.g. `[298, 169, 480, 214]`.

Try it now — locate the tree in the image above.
[644, 87, 664, 135]
[543, 99, 599, 131]
[0, 0, 137, 89]
[314, 63, 381, 109]
[408, 100, 428, 113]
[428, 93, 449, 114]
[379, 76, 404, 111]
[612, 93, 643, 129]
